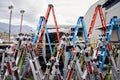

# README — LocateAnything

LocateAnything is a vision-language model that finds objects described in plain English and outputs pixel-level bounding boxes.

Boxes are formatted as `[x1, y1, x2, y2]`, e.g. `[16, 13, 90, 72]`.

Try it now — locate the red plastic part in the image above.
[88, 5, 107, 39]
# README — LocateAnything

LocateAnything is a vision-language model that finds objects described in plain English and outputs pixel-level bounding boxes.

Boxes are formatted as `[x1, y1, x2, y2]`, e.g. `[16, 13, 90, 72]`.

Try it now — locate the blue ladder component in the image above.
[21, 17, 53, 80]
[99, 45, 107, 71]
[72, 16, 88, 44]
[107, 16, 120, 43]
[32, 16, 45, 45]
[66, 16, 88, 65]
[21, 60, 29, 80]
[32, 16, 53, 54]
[99, 16, 120, 71]
[42, 17, 53, 55]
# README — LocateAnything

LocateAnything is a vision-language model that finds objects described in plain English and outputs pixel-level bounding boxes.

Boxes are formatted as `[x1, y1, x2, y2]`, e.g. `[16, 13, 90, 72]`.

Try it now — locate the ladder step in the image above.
[35, 71, 39, 74]
[100, 54, 104, 57]
[99, 61, 102, 64]
[11, 67, 18, 72]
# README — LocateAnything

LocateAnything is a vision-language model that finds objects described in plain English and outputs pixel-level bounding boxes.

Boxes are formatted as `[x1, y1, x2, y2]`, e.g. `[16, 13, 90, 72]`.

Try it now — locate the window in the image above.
[103, 0, 120, 10]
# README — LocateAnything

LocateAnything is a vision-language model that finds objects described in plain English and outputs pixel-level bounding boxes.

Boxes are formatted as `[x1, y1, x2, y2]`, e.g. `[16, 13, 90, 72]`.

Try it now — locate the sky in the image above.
[0, 0, 98, 29]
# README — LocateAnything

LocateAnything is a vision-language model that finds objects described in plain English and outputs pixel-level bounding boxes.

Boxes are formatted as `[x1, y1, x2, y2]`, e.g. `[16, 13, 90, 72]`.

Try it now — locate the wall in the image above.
[84, 0, 120, 43]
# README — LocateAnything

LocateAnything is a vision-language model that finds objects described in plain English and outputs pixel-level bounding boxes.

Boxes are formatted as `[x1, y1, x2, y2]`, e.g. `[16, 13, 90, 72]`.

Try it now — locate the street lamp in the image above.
[20, 10, 25, 33]
[8, 5, 14, 42]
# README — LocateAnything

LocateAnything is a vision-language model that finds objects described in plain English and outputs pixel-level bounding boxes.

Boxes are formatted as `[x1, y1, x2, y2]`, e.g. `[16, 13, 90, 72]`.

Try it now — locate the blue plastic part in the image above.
[67, 50, 71, 65]
[22, 17, 53, 79]
[99, 17, 120, 71]
[99, 46, 107, 71]
[43, 19, 53, 55]
[21, 60, 30, 80]
[32, 17, 44, 45]
[107, 17, 120, 43]
[32, 16, 53, 54]
[72, 17, 88, 44]
[66, 17, 88, 67]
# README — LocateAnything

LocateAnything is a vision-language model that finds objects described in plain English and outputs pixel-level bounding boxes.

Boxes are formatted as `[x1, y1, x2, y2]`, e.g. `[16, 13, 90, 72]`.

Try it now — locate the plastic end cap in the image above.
[48, 4, 53, 7]
[80, 16, 84, 19]
[97, 5, 101, 7]
[113, 16, 117, 18]
[40, 16, 44, 18]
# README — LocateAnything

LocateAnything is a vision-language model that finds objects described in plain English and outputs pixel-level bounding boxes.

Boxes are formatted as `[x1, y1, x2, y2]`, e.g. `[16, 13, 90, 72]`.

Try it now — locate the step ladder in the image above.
[4, 47, 20, 80]
[29, 57, 43, 80]
[50, 61, 63, 80]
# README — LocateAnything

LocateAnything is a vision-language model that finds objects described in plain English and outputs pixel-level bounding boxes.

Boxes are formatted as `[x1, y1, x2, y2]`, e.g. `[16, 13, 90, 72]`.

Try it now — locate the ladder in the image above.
[50, 61, 63, 80]
[29, 57, 43, 80]
[21, 35, 35, 80]
[42, 61, 52, 80]
[44, 4, 61, 43]
[0, 50, 5, 80]
[49, 35, 66, 79]
[117, 45, 120, 73]
[32, 17, 52, 72]
[4, 46, 20, 80]
[86, 5, 106, 77]
[108, 47, 120, 80]
[21, 33, 47, 80]
[87, 5, 107, 39]
[66, 47, 85, 80]
[84, 44, 103, 80]
[32, 16, 46, 45]
[15, 34, 27, 66]
[42, 35, 66, 80]
[33, 4, 61, 46]
[14, 33, 24, 61]
[98, 34, 108, 71]
[72, 16, 88, 43]
[107, 16, 120, 43]
[64, 16, 88, 78]
[35, 17, 52, 72]
[99, 16, 120, 71]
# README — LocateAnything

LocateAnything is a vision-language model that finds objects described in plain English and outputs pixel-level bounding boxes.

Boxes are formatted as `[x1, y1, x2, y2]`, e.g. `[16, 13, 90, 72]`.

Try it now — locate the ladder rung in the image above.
[11, 67, 18, 72]
[100, 54, 104, 57]
[99, 61, 102, 64]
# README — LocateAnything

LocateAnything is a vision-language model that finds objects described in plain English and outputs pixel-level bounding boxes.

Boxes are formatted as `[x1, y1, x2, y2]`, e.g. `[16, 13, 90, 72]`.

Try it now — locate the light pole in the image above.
[20, 10, 25, 33]
[8, 5, 14, 42]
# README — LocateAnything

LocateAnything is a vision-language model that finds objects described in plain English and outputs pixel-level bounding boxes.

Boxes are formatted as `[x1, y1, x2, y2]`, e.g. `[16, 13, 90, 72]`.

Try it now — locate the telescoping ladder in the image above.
[72, 16, 88, 44]
[99, 16, 120, 71]
[64, 16, 88, 79]
[87, 5, 108, 80]
[65, 16, 88, 73]
[33, 4, 61, 46]
[107, 16, 120, 43]
[4, 46, 20, 80]
[87, 5, 107, 39]
[42, 34, 69, 80]
[22, 4, 61, 79]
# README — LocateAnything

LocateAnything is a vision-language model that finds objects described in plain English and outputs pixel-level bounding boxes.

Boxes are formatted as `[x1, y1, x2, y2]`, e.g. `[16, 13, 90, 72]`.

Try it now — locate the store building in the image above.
[84, 0, 120, 43]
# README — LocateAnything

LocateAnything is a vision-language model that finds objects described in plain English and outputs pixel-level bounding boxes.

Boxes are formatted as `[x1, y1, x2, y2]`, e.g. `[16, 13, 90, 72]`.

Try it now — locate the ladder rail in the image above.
[107, 17, 120, 43]
[43, 18, 53, 54]
[88, 5, 107, 39]
[32, 17, 44, 45]
[72, 17, 88, 43]
[44, 4, 61, 43]
[51, 6, 61, 43]
[81, 18, 88, 42]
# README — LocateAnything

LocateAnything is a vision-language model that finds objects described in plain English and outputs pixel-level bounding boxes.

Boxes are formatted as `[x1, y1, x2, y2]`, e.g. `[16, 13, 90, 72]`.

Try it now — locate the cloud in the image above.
[0, 0, 98, 29]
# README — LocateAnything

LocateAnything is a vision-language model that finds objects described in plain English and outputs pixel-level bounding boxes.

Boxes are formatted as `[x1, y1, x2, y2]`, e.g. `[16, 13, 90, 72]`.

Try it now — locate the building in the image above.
[84, 0, 120, 43]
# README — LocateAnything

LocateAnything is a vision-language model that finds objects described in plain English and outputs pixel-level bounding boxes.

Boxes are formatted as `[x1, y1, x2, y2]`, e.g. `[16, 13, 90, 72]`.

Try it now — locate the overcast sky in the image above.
[0, 0, 98, 29]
